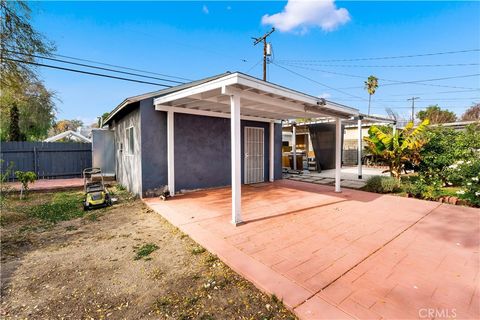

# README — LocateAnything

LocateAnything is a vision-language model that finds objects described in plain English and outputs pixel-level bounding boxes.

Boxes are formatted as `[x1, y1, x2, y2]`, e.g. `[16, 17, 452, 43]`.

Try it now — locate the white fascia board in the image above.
[155, 105, 281, 124]
[154, 73, 238, 106]
[154, 72, 358, 118]
[235, 73, 359, 117]
[222, 86, 306, 113]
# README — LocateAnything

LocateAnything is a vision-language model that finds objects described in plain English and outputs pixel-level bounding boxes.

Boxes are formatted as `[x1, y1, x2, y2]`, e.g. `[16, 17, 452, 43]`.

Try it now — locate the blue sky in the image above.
[30, 1, 480, 124]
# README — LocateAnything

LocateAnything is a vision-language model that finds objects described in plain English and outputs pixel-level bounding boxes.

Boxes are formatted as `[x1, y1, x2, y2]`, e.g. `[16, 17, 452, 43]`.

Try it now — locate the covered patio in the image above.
[153, 72, 359, 225]
[144, 180, 480, 319]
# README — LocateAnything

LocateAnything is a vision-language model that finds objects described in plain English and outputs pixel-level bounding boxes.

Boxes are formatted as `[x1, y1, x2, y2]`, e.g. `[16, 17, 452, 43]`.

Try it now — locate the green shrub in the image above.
[419, 124, 480, 185]
[364, 176, 400, 193]
[15, 170, 37, 198]
[403, 176, 442, 200]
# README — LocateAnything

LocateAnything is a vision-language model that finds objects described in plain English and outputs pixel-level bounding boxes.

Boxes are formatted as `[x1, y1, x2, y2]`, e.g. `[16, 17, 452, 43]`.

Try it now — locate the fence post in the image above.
[33, 146, 38, 176]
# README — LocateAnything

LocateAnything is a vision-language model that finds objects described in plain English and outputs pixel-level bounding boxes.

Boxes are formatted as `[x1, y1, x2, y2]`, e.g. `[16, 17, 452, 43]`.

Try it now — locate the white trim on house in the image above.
[230, 94, 242, 225]
[125, 126, 135, 156]
[335, 118, 342, 193]
[155, 105, 281, 123]
[269, 121, 274, 182]
[167, 111, 175, 196]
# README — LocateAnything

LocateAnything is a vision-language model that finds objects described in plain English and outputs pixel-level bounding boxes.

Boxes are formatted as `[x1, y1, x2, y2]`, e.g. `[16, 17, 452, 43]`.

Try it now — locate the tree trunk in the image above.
[368, 94, 371, 116]
[8, 103, 23, 141]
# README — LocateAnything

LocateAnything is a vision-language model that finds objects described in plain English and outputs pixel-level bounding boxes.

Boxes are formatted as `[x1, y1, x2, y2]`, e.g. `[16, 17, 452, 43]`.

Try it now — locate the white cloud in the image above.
[261, 0, 350, 33]
[202, 5, 209, 14]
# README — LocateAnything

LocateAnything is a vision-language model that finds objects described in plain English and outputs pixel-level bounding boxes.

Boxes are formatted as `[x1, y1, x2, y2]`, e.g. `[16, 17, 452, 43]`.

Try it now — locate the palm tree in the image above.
[364, 75, 379, 116]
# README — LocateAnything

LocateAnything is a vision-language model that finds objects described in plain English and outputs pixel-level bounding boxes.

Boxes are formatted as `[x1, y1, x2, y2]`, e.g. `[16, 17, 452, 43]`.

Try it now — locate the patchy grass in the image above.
[27, 192, 85, 223]
[191, 246, 206, 255]
[134, 243, 159, 260]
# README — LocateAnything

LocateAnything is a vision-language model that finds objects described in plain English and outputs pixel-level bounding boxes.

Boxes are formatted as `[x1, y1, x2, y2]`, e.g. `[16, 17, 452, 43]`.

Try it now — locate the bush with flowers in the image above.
[449, 158, 480, 207]
[406, 123, 480, 206]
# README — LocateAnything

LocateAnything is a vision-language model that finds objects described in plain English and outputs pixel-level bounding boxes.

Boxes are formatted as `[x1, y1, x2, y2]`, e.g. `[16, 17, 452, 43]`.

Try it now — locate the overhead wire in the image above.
[3, 57, 172, 87]
[3, 47, 193, 82]
[276, 62, 480, 90]
[5, 50, 186, 84]
[277, 48, 480, 63]
[272, 62, 367, 101]
[274, 62, 479, 68]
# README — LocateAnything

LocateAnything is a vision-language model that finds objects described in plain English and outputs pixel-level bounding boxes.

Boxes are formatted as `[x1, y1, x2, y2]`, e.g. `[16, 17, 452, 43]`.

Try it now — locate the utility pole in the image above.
[252, 28, 275, 81]
[407, 97, 420, 123]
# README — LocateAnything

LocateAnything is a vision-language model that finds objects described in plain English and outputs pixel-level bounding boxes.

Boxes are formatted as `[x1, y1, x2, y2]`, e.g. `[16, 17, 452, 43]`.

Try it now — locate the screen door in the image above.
[244, 127, 264, 184]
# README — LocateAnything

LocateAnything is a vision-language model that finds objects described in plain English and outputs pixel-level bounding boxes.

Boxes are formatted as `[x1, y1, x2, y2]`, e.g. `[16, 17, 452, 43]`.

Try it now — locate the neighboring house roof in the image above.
[44, 130, 92, 143]
[103, 72, 233, 125]
[430, 120, 479, 128]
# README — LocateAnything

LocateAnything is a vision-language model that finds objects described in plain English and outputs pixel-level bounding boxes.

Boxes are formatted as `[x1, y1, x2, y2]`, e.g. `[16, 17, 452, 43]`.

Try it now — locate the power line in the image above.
[276, 62, 479, 68]
[4, 57, 172, 87]
[3, 47, 193, 82]
[51, 53, 192, 81]
[5, 50, 186, 84]
[277, 62, 480, 90]
[333, 97, 480, 102]
[389, 89, 480, 96]
[277, 48, 480, 63]
[272, 62, 367, 101]
[245, 58, 263, 74]
[371, 105, 472, 109]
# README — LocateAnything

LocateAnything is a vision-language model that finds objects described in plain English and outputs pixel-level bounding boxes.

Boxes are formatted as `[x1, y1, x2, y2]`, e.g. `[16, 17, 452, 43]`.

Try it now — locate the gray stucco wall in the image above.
[112, 106, 142, 195]
[174, 113, 231, 191]
[140, 98, 168, 196]
[173, 114, 282, 192]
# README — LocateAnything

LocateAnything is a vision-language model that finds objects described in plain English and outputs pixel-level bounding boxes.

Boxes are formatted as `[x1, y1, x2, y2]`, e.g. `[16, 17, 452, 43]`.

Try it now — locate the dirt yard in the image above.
[0, 187, 295, 319]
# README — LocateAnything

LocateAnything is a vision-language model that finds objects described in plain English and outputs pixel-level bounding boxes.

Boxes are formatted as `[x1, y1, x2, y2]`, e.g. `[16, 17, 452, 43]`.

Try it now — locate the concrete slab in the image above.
[144, 180, 480, 319]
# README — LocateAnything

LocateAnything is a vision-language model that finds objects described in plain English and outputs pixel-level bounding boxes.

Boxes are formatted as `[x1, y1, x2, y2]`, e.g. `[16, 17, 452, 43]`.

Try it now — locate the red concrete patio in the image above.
[144, 180, 480, 320]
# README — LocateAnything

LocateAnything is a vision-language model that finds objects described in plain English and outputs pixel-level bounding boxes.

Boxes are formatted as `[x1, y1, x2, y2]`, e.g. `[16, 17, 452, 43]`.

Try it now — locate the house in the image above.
[96, 72, 360, 224]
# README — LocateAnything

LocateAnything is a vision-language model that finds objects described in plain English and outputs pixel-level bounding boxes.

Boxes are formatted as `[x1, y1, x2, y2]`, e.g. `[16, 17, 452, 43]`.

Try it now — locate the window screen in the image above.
[126, 127, 134, 155]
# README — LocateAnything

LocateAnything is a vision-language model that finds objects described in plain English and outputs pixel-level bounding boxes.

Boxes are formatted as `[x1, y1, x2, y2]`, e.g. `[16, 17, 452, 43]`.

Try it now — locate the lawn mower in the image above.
[83, 167, 112, 210]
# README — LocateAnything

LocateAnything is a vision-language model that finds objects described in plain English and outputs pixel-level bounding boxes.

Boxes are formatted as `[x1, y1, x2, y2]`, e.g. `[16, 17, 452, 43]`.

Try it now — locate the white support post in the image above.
[167, 111, 175, 196]
[269, 121, 275, 182]
[335, 117, 342, 193]
[230, 94, 242, 225]
[357, 117, 363, 180]
[292, 124, 297, 170]
[393, 123, 397, 135]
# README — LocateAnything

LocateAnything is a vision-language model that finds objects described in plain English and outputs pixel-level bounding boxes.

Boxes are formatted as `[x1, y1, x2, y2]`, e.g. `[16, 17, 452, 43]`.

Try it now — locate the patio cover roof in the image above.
[153, 72, 359, 121]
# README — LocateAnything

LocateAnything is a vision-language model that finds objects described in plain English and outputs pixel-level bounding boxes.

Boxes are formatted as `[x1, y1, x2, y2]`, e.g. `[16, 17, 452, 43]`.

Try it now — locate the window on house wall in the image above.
[126, 127, 135, 155]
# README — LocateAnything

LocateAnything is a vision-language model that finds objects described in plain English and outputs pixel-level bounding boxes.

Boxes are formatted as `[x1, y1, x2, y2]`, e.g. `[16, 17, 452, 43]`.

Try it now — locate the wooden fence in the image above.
[0, 141, 92, 180]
